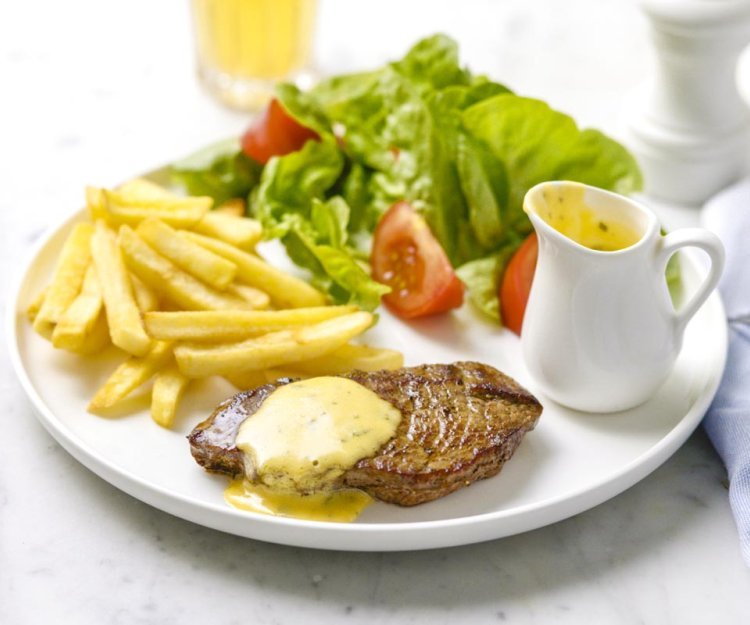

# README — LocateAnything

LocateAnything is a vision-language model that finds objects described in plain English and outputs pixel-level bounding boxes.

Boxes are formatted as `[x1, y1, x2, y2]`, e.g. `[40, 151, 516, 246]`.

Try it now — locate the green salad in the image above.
[172, 34, 645, 320]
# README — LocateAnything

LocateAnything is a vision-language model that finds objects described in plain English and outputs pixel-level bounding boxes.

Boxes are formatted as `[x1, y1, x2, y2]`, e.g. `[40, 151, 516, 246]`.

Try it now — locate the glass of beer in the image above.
[190, 0, 318, 111]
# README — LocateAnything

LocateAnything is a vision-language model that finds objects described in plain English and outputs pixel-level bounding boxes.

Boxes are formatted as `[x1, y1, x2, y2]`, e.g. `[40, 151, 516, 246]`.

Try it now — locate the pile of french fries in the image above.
[28, 179, 403, 428]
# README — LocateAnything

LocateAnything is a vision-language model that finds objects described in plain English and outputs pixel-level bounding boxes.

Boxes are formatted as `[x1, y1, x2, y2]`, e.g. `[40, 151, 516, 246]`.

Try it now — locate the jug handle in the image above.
[656, 228, 725, 334]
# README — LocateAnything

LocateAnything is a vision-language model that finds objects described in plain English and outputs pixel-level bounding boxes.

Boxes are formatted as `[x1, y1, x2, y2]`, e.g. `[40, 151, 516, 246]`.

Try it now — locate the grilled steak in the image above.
[188, 361, 542, 506]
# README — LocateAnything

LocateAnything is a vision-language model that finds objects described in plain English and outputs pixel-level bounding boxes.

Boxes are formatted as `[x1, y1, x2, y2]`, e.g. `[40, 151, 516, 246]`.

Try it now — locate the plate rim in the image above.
[7, 205, 729, 551]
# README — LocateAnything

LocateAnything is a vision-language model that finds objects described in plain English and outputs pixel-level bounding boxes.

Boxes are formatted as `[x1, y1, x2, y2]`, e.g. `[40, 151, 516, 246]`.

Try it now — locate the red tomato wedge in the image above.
[499, 233, 538, 335]
[240, 98, 319, 165]
[371, 201, 464, 319]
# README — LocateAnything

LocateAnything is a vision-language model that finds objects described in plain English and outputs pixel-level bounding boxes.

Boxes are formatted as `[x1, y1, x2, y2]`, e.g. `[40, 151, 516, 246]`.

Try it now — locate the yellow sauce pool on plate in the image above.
[225, 479, 373, 522]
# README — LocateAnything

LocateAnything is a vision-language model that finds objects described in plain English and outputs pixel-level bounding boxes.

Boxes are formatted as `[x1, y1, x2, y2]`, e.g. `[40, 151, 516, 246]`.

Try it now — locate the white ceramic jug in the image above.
[521, 181, 724, 413]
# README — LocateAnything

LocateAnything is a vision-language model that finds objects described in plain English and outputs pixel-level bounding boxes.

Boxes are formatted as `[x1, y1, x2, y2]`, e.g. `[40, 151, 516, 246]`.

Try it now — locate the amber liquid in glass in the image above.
[191, 0, 317, 110]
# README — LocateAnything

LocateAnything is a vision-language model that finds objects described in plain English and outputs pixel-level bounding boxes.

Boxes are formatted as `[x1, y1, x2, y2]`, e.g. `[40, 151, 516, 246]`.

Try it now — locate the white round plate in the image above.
[8, 207, 727, 552]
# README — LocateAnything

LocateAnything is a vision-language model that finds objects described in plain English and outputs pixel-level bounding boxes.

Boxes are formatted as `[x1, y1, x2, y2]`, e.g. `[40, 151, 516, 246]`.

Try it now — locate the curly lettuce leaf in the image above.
[456, 241, 520, 323]
[171, 138, 261, 206]
[275, 82, 333, 138]
[253, 139, 343, 235]
[391, 34, 471, 90]
[174, 35, 649, 322]
[299, 36, 512, 249]
[253, 141, 388, 310]
[285, 228, 389, 312]
[274, 38, 644, 318]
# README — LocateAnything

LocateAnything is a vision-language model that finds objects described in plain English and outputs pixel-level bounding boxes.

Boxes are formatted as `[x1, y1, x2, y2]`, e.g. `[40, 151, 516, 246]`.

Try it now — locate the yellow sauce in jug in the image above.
[535, 184, 643, 251]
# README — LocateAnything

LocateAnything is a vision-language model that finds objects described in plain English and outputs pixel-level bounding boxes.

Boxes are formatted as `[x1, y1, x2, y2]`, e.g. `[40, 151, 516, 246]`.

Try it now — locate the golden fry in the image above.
[144, 306, 357, 342]
[226, 345, 404, 388]
[225, 283, 271, 310]
[192, 212, 262, 249]
[136, 218, 237, 290]
[130, 272, 159, 313]
[116, 178, 173, 200]
[88, 340, 172, 411]
[292, 343, 404, 375]
[32, 177, 400, 425]
[52, 264, 103, 352]
[26, 288, 47, 323]
[33, 223, 94, 339]
[119, 226, 249, 311]
[214, 198, 245, 217]
[72, 311, 111, 356]
[174, 311, 374, 377]
[151, 364, 190, 428]
[86, 186, 106, 221]
[182, 231, 326, 308]
[91, 220, 152, 356]
[101, 189, 211, 228]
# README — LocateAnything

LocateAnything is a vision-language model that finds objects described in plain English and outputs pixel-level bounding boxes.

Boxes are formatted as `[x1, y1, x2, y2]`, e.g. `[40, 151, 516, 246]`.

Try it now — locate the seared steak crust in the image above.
[188, 362, 542, 506]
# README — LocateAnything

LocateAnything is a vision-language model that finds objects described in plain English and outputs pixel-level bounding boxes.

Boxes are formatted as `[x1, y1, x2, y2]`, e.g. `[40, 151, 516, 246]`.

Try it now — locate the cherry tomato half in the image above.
[499, 233, 538, 335]
[240, 98, 319, 165]
[371, 201, 464, 319]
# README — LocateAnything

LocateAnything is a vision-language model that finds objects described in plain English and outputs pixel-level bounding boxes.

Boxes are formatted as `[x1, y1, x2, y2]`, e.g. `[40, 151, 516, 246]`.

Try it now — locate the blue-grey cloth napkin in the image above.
[702, 178, 750, 567]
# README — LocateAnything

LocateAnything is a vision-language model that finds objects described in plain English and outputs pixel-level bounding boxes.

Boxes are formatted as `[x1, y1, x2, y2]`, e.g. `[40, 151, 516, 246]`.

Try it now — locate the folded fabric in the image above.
[702, 178, 750, 567]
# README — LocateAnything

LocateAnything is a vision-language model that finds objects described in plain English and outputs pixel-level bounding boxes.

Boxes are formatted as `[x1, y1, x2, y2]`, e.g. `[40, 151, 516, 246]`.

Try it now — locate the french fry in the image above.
[88, 340, 172, 411]
[33, 223, 94, 339]
[174, 311, 374, 377]
[192, 212, 262, 249]
[151, 364, 190, 428]
[225, 345, 404, 388]
[214, 198, 245, 217]
[73, 311, 111, 356]
[91, 220, 152, 356]
[182, 231, 326, 308]
[130, 272, 159, 313]
[52, 264, 103, 352]
[86, 186, 106, 221]
[144, 306, 357, 342]
[119, 226, 249, 311]
[116, 178, 173, 200]
[26, 288, 47, 323]
[31, 176, 405, 426]
[101, 189, 211, 228]
[292, 343, 405, 375]
[226, 283, 271, 310]
[136, 218, 237, 290]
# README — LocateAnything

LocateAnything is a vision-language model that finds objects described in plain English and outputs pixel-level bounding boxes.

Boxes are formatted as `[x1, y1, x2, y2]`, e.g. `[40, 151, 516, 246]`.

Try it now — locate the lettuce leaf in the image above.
[461, 95, 643, 234]
[272, 38, 643, 319]
[172, 35, 647, 322]
[457, 241, 520, 323]
[253, 140, 389, 310]
[391, 34, 471, 90]
[171, 138, 261, 206]
[254, 139, 344, 236]
[284, 35, 512, 254]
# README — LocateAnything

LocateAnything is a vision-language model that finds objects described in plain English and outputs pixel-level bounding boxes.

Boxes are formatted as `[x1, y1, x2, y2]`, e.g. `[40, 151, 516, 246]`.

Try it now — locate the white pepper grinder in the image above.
[626, 0, 750, 205]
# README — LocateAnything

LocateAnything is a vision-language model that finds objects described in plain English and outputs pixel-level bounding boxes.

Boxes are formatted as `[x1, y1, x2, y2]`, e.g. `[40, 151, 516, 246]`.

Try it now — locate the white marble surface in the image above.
[2, 1, 749, 623]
